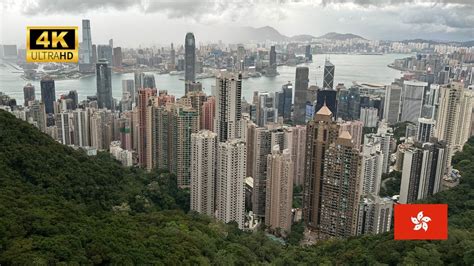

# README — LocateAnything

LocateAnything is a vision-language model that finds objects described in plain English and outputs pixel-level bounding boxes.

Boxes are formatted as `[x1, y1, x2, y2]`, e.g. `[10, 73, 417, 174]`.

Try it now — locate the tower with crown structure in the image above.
[303, 104, 339, 231]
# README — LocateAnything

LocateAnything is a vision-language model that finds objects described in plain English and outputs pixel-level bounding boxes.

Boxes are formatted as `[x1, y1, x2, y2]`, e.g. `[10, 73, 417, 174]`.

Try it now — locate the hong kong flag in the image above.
[394, 204, 448, 240]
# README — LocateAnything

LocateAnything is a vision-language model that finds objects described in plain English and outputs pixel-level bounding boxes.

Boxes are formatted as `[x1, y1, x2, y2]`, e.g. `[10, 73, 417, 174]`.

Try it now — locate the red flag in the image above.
[394, 204, 448, 240]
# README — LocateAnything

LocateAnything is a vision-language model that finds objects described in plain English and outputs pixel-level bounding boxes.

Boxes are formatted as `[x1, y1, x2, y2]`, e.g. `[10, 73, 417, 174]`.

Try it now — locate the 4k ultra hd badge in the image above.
[26, 26, 78, 63]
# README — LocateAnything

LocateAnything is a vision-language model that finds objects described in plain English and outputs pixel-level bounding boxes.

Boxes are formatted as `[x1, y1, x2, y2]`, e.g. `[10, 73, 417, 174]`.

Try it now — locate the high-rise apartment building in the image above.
[360, 141, 383, 195]
[357, 195, 393, 235]
[435, 82, 473, 174]
[319, 131, 361, 238]
[72, 109, 90, 147]
[56, 112, 71, 145]
[303, 105, 340, 230]
[291, 125, 306, 186]
[214, 72, 242, 142]
[265, 146, 294, 233]
[137, 88, 157, 170]
[190, 130, 217, 217]
[216, 139, 246, 229]
[201, 96, 215, 131]
[400, 140, 446, 203]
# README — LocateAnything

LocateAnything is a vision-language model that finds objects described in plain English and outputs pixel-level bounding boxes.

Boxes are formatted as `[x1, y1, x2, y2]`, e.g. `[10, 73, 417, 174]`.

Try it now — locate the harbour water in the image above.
[0, 53, 410, 102]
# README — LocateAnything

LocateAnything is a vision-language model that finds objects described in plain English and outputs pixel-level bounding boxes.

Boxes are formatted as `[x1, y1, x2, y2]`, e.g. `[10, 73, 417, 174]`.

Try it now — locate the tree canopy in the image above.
[0, 110, 473, 264]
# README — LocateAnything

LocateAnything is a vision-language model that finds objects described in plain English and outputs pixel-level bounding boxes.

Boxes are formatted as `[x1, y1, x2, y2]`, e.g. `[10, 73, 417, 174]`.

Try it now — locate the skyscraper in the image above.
[40, 76, 55, 115]
[276, 82, 293, 122]
[185, 32, 196, 86]
[23, 83, 35, 106]
[315, 88, 337, 116]
[305, 45, 312, 62]
[383, 83, 402, 124]
[337, 86, 361, 121]
[214, 72, 242, 143]
[303, 105, 340, 230]
[97, 45, 113, 65]
[143, 74, 156, 89]
[190, 130, 217, 217]
[319, 131, 361, 238]
[96, 59, 113, 109]
[400, 80, 427, 123]
[113, 47, 122, 68]
[79, 19, 93, 73]
[137, 88, 157, 170]
[265, 146, 294, 233]
[293, 67, 309, 124]
[216, 139, 246, 229]
[323, 60, 335, 89]
[268, 45, 277, 75]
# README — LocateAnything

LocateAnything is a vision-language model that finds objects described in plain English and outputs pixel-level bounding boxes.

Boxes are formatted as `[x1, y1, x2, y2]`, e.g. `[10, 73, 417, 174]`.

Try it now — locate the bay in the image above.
[0, 54, 410, 103]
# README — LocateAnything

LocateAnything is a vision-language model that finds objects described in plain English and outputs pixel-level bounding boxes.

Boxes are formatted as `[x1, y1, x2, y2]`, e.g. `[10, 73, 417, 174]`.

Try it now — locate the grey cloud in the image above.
[321, 0, 474, 7]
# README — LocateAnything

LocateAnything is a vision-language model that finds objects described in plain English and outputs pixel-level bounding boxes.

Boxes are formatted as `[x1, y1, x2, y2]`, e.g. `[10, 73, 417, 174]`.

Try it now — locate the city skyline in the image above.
[1, 0, 473, 47]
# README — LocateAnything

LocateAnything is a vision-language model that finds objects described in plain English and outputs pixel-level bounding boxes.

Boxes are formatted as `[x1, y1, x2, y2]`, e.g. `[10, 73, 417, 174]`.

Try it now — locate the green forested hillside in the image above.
[0, 110, 473, 264]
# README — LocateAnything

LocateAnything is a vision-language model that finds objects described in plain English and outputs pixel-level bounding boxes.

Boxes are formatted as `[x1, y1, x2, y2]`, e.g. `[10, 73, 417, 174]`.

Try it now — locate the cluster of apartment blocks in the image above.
[7, 59, 473, 241]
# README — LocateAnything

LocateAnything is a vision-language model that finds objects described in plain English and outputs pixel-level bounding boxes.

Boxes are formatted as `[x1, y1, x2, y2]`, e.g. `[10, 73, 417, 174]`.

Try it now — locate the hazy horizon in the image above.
[1, 0, 473, 48]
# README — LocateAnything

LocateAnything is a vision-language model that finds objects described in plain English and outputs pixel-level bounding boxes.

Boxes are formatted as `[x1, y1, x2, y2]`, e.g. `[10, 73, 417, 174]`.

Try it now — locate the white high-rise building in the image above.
[72, 109, 90, 147]
[291, 125, 306, 186]
[214, 71, 242, 143]
[364, 123, 392, 174]
[400, 80, 427, 124]
[190, 130, 217, 217]
[357, 195, 393, 235]
[56, 112, 71, 145]
[360, 107, 379, 128]
[265, 146, 294, 233]
[435, 82, 473, 173]
[361, 141, 383, 195]
[216, 139, 246, 229]
[399, 140, 446, 203]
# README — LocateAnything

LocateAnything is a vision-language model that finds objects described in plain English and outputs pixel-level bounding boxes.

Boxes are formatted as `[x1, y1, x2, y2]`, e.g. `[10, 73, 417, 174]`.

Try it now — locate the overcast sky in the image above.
[1, 0, 473, 47]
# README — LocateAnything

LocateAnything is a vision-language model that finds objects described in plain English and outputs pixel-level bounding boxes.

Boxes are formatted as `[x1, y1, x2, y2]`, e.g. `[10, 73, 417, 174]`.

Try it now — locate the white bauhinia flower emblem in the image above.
[411, 211, 431, 231]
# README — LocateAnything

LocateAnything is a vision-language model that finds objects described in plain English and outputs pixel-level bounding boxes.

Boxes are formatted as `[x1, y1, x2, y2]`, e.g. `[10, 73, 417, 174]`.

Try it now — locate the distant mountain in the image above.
[316, 32, 366, 40]
[233, 26, 288, 42]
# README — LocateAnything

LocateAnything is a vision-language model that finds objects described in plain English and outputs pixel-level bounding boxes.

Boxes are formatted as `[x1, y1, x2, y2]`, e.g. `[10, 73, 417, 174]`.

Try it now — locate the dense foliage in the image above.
[0, 110, 473, 264]
[380, 171, 402, 197]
